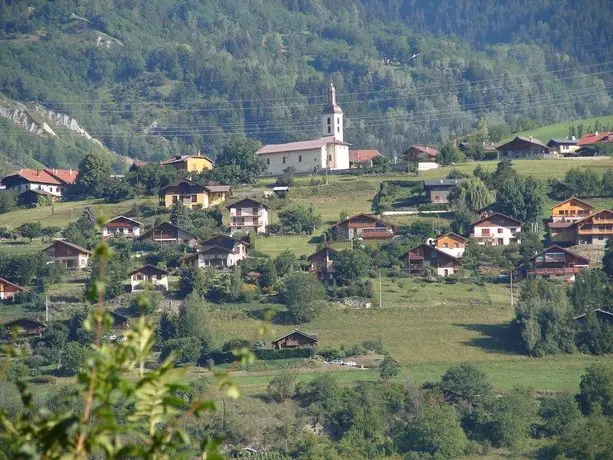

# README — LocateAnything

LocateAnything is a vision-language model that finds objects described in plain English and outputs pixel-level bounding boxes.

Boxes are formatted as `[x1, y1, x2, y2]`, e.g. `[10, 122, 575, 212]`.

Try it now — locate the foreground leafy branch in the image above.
[0, 219, 252, 459]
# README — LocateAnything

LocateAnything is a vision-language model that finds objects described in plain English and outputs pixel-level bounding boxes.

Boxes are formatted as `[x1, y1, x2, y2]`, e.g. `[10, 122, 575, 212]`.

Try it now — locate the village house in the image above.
[496, 136, 555, 158]
[43, 240, 91, 269]
[159, 152, 214, 173]
[184, 235, 248, 268]
[102, 215, 142, 238]
[138, 222, 199, 247]
[470, 213, 523, 246]
[129, 265, 169, 292]
[348, 149, 382, 168]
[159, 179, 231, 209]
[227, 198, 269, 235]
[3, 318, 46, 336]
[547, 138, 579, 155]
[526, 245, 590, 282]
[430, 232, 467, 258]
[0, 278, 25, 301]
[404, 145, 439, 162]
[577, 131, 613, 147]
[307, 245, 338, 282]
[401, 244, 460, 277]
[1, 168, 78, 198]
[574, 309, 613, 328]
[272, 330, 318, 349]
[256, 82, 349, 175]
[331, 213, 396, 240]
[458, 141, 498, 157]
[550, 197, 594, 222]
[423, 179, 461, 204]
[575, 209, 613, 245]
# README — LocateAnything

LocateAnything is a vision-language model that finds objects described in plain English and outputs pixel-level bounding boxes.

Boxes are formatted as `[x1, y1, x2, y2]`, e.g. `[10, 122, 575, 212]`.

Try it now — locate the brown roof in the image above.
[128, 265, 169, 276]
[471, 212, 524, 228]
[575, 208, 613, 226]
[496, 136, 552, 151]
[349, 149, 382, 163]
[405, 145, 439, 157]
[227, 198, 268, 210]
[331, 213, 397, 231]
[401, 243, 460, 261]
[105, 215, 142, 227]
[548, 221, 575, 229]
[307, 245, 338, 261]
[43, 239, 92, 255]
[204, 185, 232, 193]
[138, 222, 198, 241]
[435, 232, 468, 243]
[256, 136, 347, 155]
[531, 245, 590, 264]
[272, 330, 318, 344]
[0, 278, 25, 292]
[551, 197, 595, 210]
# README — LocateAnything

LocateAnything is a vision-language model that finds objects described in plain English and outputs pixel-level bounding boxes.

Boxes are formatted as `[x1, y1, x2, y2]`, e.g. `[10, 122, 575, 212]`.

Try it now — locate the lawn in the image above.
[255, 234, 349, 257]
[206, 276, 613, 393]
[0, 239, 47, 254]
[507, 114, 613, 143]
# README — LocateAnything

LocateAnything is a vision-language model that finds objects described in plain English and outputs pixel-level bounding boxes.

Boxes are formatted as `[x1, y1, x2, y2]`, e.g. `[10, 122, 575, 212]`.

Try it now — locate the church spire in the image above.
[328, 80, 336, 106]
[322, 79, 343, 141]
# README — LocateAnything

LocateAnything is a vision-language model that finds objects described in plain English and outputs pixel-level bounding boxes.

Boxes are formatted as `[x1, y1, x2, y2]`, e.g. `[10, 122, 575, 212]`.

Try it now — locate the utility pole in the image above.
[510, 271, 514, 306]
[378, 267, 382, 308]
[45, 293, 49, 322]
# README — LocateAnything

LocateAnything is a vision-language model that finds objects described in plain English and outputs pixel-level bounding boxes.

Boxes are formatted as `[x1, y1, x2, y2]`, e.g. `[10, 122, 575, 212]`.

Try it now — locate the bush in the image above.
[253, 348, 315, 360]
[538, 394, 582, 437]
[441, 363, 492, 408]
[4, 361, 30, 382]
[159, 337, 202, 365]
[29, 375, 57, 385]
[318, 347, 345, 361]
[266, 371, 296, 402]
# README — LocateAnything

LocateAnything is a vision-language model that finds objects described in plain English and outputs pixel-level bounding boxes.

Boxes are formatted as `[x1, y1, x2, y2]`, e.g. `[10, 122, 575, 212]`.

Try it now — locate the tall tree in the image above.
[75, 151, 112, 197]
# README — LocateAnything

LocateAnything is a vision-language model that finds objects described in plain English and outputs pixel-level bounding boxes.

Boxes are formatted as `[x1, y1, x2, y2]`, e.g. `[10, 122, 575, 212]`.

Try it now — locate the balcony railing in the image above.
[232, 210, 264, 217]
[528, 266, 586, 275]
[360, 228, 394, 239]
[577, 228, 613, 235]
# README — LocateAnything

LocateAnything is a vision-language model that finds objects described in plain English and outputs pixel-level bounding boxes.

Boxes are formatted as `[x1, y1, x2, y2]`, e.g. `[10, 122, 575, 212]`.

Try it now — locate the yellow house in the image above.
[159, 179, 231, 209]
[160, 153, 214, 173]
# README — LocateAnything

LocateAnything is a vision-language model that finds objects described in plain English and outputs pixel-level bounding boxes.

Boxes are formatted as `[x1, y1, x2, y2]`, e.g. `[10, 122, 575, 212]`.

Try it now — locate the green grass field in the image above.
[508, 114, 613, 143]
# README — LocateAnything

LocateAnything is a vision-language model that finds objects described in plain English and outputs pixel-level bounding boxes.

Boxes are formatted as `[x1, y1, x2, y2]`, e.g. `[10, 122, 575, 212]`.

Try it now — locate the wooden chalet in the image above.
[272, 330, 318, 349]
[184, 235, 249, 268]
[138, 222, 199, 247]
[0, 278, 26, 301]
[550, 197, 594, 223]
[495, 136, 555, 158]
[547, 138, 579, 155]
[432, 232, 468, 258]
[3, 318, 46, 336]
[331, 213, 396, 240]
[307, 246, 338, 282]
[574, 209, 613, 246]
[526, 245, 590, 282]
[129, 265, 169, 292]
[43, 240, 91, 269]
[404, 145, 439, 162]
[400, 244, 460, 277]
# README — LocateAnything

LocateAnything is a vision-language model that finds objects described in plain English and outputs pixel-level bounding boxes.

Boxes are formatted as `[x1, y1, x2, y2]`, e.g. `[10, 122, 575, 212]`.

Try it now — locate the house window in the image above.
[497, 228, 503, 233]
[267, 158, 270, 165]
[172, 196, 178, 204]
[443, 243, 448, 248]
[283, 157, 286, 164]
[191, 195, 197, 203]
[252, 207, 258, 213]
[156, 274, 162, 280]
[299, 155, 302, 162]
[137, 275, 142, 281]
[453, 243, 459, 248]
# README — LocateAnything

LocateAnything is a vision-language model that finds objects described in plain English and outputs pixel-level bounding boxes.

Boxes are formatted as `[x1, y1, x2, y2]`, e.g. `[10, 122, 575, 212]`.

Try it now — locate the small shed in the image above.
[272, 330, 318, 349]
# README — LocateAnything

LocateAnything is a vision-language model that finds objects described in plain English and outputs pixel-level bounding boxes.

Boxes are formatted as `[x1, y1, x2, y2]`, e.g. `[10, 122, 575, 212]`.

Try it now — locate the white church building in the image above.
[256, 82, 350, 176]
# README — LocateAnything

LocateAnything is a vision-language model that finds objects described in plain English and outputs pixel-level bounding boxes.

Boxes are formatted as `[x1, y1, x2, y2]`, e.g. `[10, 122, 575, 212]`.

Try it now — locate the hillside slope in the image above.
[0, 1, 611, 166]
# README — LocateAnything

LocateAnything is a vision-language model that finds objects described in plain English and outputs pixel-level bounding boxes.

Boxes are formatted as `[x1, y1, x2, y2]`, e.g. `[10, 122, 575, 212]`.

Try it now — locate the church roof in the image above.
[256, 136, 347, 155]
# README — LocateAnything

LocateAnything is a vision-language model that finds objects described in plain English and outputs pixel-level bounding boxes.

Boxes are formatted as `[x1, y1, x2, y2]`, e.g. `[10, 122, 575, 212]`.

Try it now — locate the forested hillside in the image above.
[0, 0, 611, 167]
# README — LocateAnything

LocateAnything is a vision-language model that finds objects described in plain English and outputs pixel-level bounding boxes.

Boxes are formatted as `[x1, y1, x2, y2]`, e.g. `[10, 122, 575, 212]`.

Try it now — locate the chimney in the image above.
[595, 131, 599, 136]
[69, 168, 73, 175]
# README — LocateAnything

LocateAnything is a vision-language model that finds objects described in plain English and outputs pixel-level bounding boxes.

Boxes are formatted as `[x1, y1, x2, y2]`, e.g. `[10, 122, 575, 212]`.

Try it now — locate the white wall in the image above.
[261, 147, 324, 175]
[229, 207, 268, 235]
[11, 182, 64, 197]
[471, 225, 522, 245]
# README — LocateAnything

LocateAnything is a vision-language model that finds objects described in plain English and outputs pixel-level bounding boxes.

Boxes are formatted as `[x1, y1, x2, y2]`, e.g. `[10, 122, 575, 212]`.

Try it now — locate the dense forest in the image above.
[0, 0, 611, 167]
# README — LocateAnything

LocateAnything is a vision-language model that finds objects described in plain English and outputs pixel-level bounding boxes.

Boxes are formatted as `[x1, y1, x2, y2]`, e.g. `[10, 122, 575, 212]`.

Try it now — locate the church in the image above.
[256, 82, 350, 176]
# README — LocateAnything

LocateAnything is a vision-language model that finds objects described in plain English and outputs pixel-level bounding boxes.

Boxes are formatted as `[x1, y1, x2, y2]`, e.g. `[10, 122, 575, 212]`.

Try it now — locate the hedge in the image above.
[254, 347, 316, 360]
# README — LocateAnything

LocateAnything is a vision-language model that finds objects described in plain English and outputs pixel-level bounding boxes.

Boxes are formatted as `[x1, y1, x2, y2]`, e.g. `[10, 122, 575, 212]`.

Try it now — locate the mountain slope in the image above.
[0, 0, 611, 166]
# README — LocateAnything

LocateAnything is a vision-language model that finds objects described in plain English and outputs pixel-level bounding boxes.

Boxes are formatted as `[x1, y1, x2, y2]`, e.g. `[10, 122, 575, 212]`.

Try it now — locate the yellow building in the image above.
[159, 179, 231, 209]
[160, 153, 214, 173]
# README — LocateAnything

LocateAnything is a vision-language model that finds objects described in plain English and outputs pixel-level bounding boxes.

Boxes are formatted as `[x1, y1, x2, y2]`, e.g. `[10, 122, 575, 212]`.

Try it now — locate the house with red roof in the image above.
[577, 131, 613, 146]
[348, 149, 382, 168]
[1, 168, 78, 198]
[256, 83, 349, 175]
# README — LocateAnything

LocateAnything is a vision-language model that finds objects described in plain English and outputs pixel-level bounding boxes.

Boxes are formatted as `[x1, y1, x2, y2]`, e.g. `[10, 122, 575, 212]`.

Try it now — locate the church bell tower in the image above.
[322, 81, 343, 141]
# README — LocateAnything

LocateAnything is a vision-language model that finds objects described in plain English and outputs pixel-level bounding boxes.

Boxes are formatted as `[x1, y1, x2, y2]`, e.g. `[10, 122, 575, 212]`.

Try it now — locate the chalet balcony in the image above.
[528, 266, 586, 276]
[577, 228, 613, 235]
[360, 228, 394, 239]
[231, 219, 260, 227]
[231, 210, 264, 217]
[310, 262, 334, 273]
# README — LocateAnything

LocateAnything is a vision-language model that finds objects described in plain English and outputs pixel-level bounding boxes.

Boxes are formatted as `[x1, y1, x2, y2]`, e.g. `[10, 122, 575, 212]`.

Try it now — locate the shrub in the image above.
[159, 337, 202, 365]
[318, 347, 345, 361]
[253, 348, 315, 360]
[538, 394, 582, 437]
[266, 371, 296, 402]
[29, 375, 57, 385]
[4, 362, 30, 382]
[441, 363, 492, 408]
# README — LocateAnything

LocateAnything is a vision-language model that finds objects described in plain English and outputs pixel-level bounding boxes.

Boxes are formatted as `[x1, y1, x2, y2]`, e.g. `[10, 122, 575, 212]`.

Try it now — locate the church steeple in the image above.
[322, 80, 343, 141]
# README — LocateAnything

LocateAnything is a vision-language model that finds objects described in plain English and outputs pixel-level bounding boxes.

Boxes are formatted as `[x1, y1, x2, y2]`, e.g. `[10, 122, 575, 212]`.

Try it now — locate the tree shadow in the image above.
[454, 322, 522, 354]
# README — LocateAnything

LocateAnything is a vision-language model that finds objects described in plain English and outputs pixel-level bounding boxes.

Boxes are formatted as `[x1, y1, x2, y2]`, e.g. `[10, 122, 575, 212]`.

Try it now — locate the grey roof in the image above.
[423, 179, 461, 187]
[549, 138, 577, 145]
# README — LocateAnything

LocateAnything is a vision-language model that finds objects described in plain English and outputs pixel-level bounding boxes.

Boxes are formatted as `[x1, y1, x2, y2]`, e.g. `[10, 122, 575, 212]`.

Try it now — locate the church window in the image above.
[327, 117, 331, 125]
[283, 157, 286, 164]
[328, 126, 331, 133]
[337, 126, 340, 133]
[299, 155, 302, 162]
[337, 118, 340, 124]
